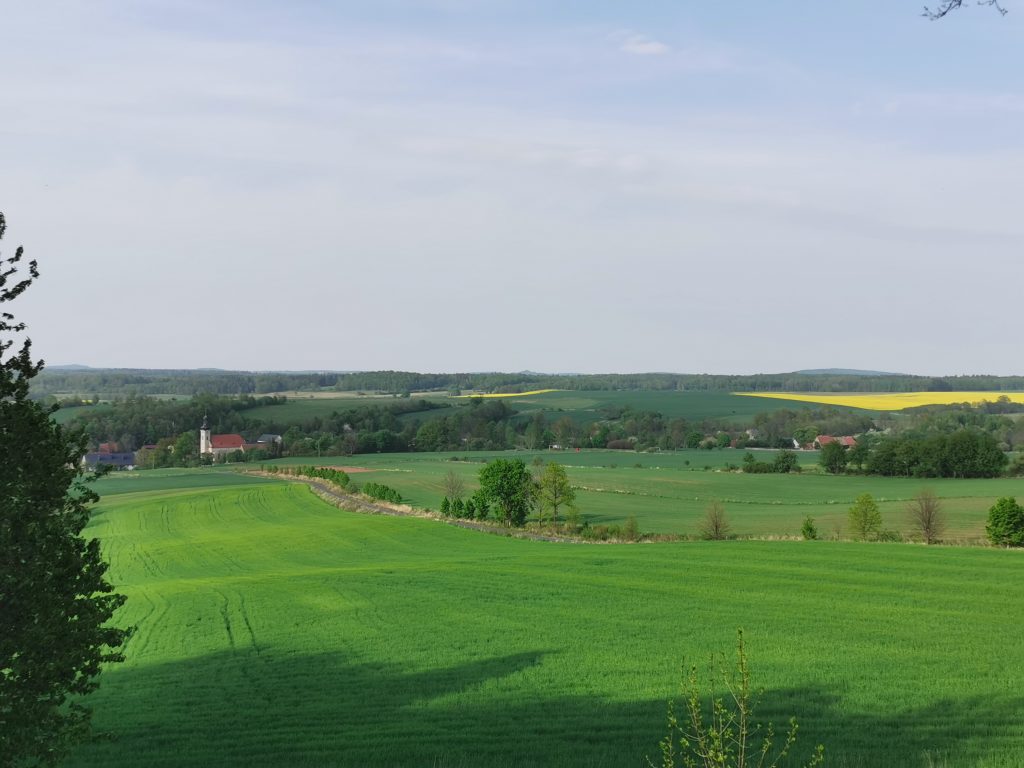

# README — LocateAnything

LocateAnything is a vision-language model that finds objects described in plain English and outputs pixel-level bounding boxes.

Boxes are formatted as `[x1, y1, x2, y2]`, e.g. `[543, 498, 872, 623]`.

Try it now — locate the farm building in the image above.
[81, 452, 135, 470]
[814, 435, 858, 449]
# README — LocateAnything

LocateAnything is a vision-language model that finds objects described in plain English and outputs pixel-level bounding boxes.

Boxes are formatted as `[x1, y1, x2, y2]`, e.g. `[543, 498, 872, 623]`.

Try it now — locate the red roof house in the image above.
[211, 434, 246, 451]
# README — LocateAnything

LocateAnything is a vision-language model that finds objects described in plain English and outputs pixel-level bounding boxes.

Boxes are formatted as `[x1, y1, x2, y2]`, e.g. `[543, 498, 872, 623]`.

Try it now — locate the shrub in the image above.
[623, 515, 640, 542]
[801, 516, 818, 541]
[986, 497, 1024, 547]
[361, 482, 403, 504]
[440, 497, 451, 517]
[700, 500, 730, 541]
[648, 629, 824, 768]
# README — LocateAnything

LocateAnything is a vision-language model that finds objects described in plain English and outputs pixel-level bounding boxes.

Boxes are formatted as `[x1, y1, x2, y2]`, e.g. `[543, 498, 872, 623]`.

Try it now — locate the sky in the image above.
[1, 0, 1022, 375]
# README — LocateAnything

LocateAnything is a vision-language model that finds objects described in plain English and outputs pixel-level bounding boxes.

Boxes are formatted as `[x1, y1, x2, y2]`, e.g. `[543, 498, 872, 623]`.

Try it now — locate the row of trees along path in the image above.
[247, 470, 608, 544]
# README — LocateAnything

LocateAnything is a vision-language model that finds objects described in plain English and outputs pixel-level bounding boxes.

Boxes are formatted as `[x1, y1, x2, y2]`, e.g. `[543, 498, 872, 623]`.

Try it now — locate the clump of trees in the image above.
[264, 464, 352, 490]
[865, 431, 1006, 478]
[360, 482, 403, 504]
[742, 450, 799, 474]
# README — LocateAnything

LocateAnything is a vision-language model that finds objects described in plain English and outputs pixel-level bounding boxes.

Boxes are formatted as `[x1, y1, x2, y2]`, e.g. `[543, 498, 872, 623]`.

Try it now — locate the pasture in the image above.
[72, 476, 1024, 767]
[265, 449, 1018, 540]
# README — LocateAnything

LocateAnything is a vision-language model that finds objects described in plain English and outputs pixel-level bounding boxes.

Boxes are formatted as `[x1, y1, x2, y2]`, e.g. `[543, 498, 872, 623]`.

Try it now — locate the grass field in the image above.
[71, 476, 1024, 767]
[738, 391, 1024, 411]
[264, 449, 1017, 540]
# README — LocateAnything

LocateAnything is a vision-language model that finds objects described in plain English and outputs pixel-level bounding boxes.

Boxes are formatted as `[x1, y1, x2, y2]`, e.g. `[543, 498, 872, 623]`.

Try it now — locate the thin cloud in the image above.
[618, 33, 670, 56]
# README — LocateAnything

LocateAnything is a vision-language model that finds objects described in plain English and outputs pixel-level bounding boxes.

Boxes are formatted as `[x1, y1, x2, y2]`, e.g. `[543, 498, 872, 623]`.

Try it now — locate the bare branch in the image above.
[923, 0, 1008, 20]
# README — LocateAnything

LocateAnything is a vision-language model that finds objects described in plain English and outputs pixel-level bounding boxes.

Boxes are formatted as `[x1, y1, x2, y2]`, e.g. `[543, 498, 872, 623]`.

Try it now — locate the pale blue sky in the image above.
[2, 1, 1021, 374]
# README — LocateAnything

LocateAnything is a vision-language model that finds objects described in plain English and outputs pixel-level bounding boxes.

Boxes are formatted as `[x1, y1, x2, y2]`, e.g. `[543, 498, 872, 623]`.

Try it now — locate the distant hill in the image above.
[793, 368, 904, 377]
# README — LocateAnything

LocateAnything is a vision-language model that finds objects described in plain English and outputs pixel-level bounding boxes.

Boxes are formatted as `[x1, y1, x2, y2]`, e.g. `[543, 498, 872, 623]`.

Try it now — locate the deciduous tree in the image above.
[478, 459, 534, 526]
[848, 493, 882, 541]
[0, 213, 130, 766]
[536, 462, 576, 525]
[906, 488, 945, 544]
[986, 496, 1024, 547]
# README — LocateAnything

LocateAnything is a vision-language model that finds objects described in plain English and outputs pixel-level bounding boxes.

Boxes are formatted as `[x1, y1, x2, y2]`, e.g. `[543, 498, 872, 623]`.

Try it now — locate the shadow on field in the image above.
[71, 650, 1024, 768]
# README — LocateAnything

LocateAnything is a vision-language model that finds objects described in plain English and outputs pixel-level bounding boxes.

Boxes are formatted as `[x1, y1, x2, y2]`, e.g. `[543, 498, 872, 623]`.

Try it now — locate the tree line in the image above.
[33, 366, 1024, 400]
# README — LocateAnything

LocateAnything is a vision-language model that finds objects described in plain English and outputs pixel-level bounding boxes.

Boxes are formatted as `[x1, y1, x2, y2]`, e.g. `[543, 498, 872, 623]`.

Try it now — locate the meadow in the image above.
[266, 449, 1019, 540]
[72, 473, 1024, 767]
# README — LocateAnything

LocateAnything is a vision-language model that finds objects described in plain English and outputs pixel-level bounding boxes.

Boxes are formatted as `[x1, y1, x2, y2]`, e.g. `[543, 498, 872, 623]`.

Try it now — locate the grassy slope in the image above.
[74, 480, 1024, 768]
[266, 450, 1017, 539]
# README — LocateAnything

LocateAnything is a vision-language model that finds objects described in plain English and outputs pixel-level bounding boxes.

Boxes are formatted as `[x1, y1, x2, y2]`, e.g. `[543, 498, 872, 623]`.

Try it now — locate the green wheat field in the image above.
[70, 467, 1024, 767]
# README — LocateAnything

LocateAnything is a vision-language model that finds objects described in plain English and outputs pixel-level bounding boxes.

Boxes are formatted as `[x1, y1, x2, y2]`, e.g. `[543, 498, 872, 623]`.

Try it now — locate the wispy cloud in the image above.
[617, 32, 670, 56]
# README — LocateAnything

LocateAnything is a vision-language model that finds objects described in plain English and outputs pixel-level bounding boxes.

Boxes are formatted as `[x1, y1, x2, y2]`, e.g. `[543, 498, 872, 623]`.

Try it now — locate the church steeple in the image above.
[199, 414, 212, 455]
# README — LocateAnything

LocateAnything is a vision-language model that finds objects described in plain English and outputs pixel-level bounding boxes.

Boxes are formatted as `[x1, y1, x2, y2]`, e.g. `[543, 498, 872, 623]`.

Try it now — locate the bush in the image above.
[623, 515, 640, 542]
[361, 482, 403, 504]
[986, 496, 1024, 547]
[700, 500, 730, 541]
[801, 516, 818, 540]
[648, 629, 824, 768]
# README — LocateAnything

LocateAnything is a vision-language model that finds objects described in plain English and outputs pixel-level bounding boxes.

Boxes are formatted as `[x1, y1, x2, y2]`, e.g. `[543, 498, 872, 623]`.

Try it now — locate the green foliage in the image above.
[819, 441, 849, 475]
[986, 497, 1024, 547]
[452, 497, 465, 518]
[848, 493, 883, 541]
[265, 464, 351, 489]
[440, 496, 451, 516]
[464, 497, 477, 519]
[361, 482, 403, 504]
[0, 214, 129, 766]
[478, 459, 534, 526]
[623, 515, 641, 542]
[866, 431, 1007, 478]
[536, 461, 576, 525]
[744, 450, 801, 474]
[649, 630, 824, 768]
[801, 517, 818, 541]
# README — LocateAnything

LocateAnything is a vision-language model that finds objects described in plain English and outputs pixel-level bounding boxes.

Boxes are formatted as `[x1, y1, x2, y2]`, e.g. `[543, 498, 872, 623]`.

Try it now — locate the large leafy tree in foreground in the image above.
[0, 213, 129, 766]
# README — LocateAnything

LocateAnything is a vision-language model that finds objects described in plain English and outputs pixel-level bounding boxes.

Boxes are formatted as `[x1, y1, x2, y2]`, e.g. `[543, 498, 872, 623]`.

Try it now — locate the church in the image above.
[199, 416, 274, 458]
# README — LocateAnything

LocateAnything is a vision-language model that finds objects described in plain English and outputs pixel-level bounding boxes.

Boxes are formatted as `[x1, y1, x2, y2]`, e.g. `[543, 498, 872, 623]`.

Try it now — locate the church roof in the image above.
[211, 434, 246, 450]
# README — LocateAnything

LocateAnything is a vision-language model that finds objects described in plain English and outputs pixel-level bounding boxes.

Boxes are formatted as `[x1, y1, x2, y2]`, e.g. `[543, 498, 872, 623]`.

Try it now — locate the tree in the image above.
[0, 213, 129, 765]
[478, 459, 534, 526]
[536, 462, 576, 525]
[801, 516, 819, 540]
[847, 493, 883, 541]
[924, 0, 1007, 19]
[441, 469, 465, 503]
[819, 441, 848, 475]
[440, 496, 451, 517]
[906, 489, 945, 544]
[700, 500, 730, 540]
[985, 496, 1024, 547]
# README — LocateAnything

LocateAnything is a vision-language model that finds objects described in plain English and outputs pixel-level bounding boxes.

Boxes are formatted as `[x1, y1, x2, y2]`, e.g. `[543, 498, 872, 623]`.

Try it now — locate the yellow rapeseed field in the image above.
[735, 391, 1024, 411]
[454, 389, 560, 399]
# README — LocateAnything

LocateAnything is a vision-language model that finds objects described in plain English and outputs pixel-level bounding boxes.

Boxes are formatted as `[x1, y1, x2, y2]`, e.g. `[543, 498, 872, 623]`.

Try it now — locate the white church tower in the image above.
[199, 414, 212, 456]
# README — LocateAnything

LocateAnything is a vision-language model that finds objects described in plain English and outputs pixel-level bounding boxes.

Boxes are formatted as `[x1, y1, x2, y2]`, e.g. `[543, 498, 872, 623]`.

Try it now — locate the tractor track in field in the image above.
[246, 471, 615, 544]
